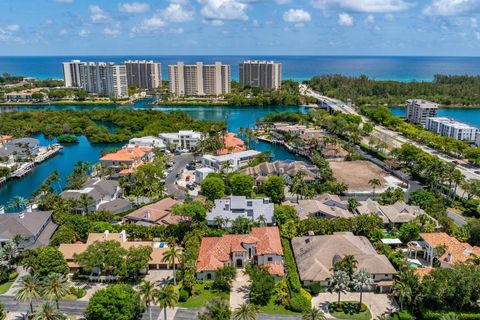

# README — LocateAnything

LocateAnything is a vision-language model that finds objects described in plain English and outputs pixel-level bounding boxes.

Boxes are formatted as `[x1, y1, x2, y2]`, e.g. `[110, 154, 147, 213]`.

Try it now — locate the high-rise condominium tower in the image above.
[124, 60, 162, 90]
[168, 62, 231, 97]
[239, 60, 282, 89]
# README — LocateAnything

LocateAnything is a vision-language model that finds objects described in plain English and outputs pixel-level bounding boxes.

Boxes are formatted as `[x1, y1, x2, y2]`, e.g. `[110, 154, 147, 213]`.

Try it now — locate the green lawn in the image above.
[257, 298, 301, 315]
[177, 283, 229, 308]
[0, 280, 15, 294]
[329, 301, 372, 320]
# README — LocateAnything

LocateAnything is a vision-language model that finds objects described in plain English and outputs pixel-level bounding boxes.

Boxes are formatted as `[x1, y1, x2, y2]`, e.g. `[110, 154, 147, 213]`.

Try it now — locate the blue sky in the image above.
[0, 0, 479, 56]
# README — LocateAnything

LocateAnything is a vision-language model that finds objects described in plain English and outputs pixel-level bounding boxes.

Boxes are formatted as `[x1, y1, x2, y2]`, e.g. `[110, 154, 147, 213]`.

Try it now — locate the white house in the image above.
[207, 196, 275, 226]
[128, 136, 166, 150]
[201, 150, 261, 173]
[159, 131, 202, 152]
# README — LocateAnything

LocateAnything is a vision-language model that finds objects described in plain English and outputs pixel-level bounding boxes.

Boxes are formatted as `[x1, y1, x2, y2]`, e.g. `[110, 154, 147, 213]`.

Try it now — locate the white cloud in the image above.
[423, 0, 480, 16]
[104, 23, 121, 37]
[275, 0, 292, 3]
[471, 18, 478, 28]
[198, 0, 248, 21]
[5, 24, 20, 32]
[59, 29, 68, 36]
[133, 14, 166, 32]
[476, 31, 480, 40]
[78, 29, 90, 37]
[52, 0, 74, 3]
[312, 0, 412, 13]
[338, 12, 353, 26]
[364, 15, 375, 24]
[89, 5, 111, 23]
[162, 3, 194, 22]
[0, 25, 22, 42]
[283, 9, 312, 24]
[384, 13, 395, 21]
[118, 2, 150, 13]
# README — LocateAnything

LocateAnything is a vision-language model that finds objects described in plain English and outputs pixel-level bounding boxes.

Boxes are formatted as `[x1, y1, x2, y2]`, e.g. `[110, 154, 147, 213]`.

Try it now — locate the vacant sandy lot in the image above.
[328, 160, 401, 193]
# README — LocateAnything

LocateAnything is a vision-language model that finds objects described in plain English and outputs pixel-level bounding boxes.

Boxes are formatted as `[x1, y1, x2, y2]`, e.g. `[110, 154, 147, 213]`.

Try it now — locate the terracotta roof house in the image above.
[0, 135, 12, 147]
[122, 198, 183, 226]
[288, 194, 354, 220]
[99, 146, 153, 174]
[217, 133, 246, 155]
[240, 160, 319, 184]
[196, 227, 284, 280]
[357, 199, 435, 227]
[0, 208, 57, 249]
[207, 196, 274, 226]
[58, 230, 179, 272]
[292, 232, 396, 292]
[413, 232, 480, 268]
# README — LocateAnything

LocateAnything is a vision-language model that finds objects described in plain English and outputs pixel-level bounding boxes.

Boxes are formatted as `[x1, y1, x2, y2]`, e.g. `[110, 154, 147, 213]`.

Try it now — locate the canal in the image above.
[0, 102, 307, 205]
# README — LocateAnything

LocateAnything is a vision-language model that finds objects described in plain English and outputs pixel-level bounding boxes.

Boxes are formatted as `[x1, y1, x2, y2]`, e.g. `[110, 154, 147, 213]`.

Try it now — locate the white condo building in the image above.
[202, 150, 261, 173]
[405, 99, 438, 125]
[62, 60, 128, 98]
[239, 60, 282, 89]
[124, 60, 162, 90]
[168, 62, 231, 97]
[426, 117, 478, 141]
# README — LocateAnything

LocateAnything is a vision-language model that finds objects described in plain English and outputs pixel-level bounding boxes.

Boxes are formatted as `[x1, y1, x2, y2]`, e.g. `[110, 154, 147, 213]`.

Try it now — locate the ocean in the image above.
[1, 56, 480, 82]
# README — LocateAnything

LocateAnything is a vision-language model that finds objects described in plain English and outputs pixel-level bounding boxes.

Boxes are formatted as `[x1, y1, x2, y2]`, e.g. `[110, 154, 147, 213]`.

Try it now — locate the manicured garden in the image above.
[257, 297, 301, 315]
[329, 301, 372, 320]
[177, 282, 229, 308]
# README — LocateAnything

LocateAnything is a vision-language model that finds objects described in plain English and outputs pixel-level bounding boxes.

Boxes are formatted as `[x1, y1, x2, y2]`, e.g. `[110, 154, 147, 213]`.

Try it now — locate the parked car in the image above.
[186, 183, 195, 191]
[186, 163, 196, 170]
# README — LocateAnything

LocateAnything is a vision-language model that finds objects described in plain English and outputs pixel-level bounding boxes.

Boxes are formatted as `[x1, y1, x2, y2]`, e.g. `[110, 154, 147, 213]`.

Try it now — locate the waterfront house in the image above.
[356, 199, 435, 227]
[320, 142, 349, 160]
[99, 146, 153, 174]
[60, 178, 129, 214]
[288, 194, 354, 220]
[207, 196, 274, 226]
[3, 88, 47, 102]
[122, 198, 183, 226]
[0, 138, 40, 161]
[159, 131, 202, 152]
[201, 150, 261, 173]
[239, 160, 319, 184]
[196, 227, 284, 280]
[408, 232, 480, 268]
[59, 230, 179, 273]
[128, 136, 166, 150]
[292, 232, 396, 292]
[0, 208, 57, 249]
[217, 133, 246, 155]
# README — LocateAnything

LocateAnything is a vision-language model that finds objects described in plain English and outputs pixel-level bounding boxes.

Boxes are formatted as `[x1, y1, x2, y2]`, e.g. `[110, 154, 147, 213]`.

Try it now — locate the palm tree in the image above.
[368, 178, 382, 195]
[162, 246, 182, 286]
[290, 171, 309, 201]
[440, 315, 459, 320]
[335, 254, 358, 279]
[256, 214, 267, 227]
[392, 281, 412, 310]
[78, 193, 93, 215]
[138, 280, 156, 320]
[42, 273, 71, 310]
[7, 196, 27, 212]
[352, 269, 373, 307]
[302, 307, 326, 320]
[31, 302, 65, 320]
[14, 274, 42, 314]
[232, 302, 258, 320]
[347, 198, 360, 212]
[376, 314, 390, 320]
[330, 270, 350, 304]
[155, 284, 178, 320]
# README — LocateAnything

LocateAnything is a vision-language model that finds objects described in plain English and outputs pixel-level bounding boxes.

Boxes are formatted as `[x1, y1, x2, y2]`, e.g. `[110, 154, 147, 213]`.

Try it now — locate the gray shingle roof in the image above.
[0, 210, 53, 239]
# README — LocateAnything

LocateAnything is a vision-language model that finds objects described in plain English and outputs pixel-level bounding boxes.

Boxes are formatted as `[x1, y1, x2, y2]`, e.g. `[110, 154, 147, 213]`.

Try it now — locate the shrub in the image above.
[389, 310, 414, 320]
[0, 266, 10, 284]
[212, 266, 236, 292]
[249, 266, 275, 306]
[288, 291, 310, 312]
[421, 310, 480, 320]
[8, 271, 18, 281]
[281, 239, 302, 292]
[179, 288, 190, 302]
[70, 286, 87, 299]
[308, 282, 321, 295]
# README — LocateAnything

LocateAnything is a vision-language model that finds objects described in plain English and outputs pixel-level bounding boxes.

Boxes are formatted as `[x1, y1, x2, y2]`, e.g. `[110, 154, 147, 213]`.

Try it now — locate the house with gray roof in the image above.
[60, 178, 129, 214]
[356, 198, 436, 227]
[292, 232, 396, 293]
[239, 160, 319, 185]
[0, 208, 57, 249]
[207, 196, 275, 226]
[0, 138, 40, 161]
[287, 194, 354, 220]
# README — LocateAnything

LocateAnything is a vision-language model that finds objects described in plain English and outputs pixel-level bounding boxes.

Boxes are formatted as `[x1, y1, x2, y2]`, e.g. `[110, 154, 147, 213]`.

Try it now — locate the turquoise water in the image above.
[2, 56, 480, 82]
[0, 103, 306, 205]
[389, 107, 480, 128]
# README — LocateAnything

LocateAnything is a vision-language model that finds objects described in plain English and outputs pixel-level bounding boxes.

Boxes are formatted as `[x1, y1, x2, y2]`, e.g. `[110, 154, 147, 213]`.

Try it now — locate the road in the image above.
[172, 308, 303, 320]
[165, 153, 193, 200]
[0, 296, 160, 320]
[301, 85, 480, 182]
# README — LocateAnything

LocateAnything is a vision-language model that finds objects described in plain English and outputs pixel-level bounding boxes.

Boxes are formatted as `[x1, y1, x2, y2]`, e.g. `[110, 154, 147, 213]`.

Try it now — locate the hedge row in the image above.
[421, 310, 480, 320]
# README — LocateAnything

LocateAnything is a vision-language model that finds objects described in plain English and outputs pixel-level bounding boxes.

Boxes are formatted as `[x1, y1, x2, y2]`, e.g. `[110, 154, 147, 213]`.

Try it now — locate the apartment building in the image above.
[239, 60, 282, 89]
[62, 60, 128, 98]
[425, 117, 478, 141]
[124, 60, 162, 90]
[405, 99, 438, 125]
[168, 61, 231, 96]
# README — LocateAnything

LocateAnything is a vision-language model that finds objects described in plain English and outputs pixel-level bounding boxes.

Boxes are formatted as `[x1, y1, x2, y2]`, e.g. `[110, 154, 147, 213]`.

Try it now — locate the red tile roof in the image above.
[217, 133, 246, 155]
[196, 227, 283, 273]
[100, 146, 151, 162]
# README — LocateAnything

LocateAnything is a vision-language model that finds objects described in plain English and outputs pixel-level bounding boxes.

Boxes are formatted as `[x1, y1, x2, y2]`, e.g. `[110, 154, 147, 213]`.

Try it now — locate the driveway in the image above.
[230, 269, 251, 310]
[144, 270, 174, 286]
[312, 292, 398, 318]
[165, 153, 193, 200]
